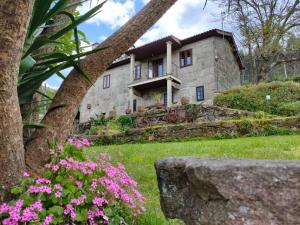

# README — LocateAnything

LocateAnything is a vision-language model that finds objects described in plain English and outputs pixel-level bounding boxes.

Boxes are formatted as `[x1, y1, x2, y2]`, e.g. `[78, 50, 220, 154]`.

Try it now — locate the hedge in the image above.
[214, 82, 300, 116]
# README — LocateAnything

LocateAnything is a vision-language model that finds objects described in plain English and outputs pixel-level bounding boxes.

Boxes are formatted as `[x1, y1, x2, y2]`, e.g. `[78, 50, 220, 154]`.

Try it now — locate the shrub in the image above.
[0, 138, 145, 224]
[90, 115, 108, 127]
[214, 81, 300, 116]
[278, 101, 300, 116]
[117, 115, 133, 131]
[293, 76, 300, 83]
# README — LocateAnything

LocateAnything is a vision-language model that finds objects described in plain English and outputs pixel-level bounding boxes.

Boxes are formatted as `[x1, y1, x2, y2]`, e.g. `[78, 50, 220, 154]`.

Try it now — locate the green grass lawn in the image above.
[89, 134, 300, 225]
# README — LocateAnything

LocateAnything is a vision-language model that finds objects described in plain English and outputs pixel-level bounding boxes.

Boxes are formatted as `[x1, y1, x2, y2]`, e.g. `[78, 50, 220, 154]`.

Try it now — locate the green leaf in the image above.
[23, 37, 62, 59]
[36, 90, 54, 101]
[56, 71, 66, 80]
[58, 11, 80, 57]
[28, 0, 53, 38]
[11, 186, 22, 195]
[35, 44, 108, 66]
[48, 206, 64, 216]
[73, 63, 93, 85]
[23, 123, 47, 129]
[50, 1, 106, 40]
[19, 55, 36, 76]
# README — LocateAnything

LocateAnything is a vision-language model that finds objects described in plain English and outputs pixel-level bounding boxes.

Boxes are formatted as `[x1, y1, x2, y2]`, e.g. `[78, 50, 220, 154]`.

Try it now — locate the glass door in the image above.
[152, 59, 163, 78]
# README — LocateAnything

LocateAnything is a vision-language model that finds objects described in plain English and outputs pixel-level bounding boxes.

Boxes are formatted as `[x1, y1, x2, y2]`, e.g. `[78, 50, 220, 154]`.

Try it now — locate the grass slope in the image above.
[90, 134, 300, 224]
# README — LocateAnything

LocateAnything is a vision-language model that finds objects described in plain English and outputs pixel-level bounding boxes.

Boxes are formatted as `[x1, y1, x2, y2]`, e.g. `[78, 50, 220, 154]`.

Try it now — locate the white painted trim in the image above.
[128, 75, 181, 88]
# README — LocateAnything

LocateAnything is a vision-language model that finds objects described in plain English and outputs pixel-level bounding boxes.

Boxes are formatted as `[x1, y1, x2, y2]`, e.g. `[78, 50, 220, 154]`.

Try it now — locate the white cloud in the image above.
[135, 0, 224, 46]
[78, 0, 135, 29]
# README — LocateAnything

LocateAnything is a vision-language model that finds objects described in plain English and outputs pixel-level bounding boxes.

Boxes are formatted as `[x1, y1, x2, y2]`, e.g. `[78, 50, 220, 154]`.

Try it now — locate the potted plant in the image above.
[180, 96, 190, 105]
[125, 108, 132, 114]
[108, 105, 117, 119]
[125, 101, 132, 114]
[153, 93, 163, 108]
[138, 104, 145, 113]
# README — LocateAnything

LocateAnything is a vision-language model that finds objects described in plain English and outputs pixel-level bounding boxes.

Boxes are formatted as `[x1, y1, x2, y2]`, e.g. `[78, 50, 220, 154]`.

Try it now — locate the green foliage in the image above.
[277, 101, 300, 116]
[91, 114, 108, 126]
[214, 82, 300, 116]
[1, 138, 145, 224]
[117, 115, 133, 131]
[152, 93, 162, 103]
[293, 76, 300, 83]
[18, 0, 106, 105]
[87, 115, 134, 135]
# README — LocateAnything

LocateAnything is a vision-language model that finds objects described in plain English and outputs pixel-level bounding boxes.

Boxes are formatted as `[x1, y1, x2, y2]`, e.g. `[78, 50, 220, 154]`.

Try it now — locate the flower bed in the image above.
[0, 138, 145, 224]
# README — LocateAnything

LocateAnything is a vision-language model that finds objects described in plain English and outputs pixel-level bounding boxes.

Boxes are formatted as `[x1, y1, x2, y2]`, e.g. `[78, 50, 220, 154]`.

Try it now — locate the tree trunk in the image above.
[0, 0, 33, 200]
[25, 0, 178, 173]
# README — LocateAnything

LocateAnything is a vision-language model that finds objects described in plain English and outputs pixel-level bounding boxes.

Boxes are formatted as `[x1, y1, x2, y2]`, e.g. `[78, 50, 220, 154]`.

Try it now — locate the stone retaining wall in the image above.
[132, 104, 253, 128]
[77, 117, 300, 145]
[75, 104, 254, 134]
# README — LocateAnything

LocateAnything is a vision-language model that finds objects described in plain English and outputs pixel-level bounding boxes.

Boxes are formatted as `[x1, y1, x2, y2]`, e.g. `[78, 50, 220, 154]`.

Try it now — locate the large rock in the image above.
[155, 158, 300, 225]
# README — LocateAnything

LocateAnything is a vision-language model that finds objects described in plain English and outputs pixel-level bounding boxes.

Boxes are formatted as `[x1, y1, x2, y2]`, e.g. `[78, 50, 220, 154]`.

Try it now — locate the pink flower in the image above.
[76, 181, 83, 189]
[0, 203, 9, 213]
[29, 185, 52, 194]
[117, 163, 125, 170]
[45, 163, 52, 169]
[23, 172, 30, 177]
[57, 145, 64, 151]
[55, 191, 61, 198]
[92, 197, 106, 207]
[42, 214, 53, 225]
[52, 165, 59, 172]
[54, 184, 62, 191]
[49, 149, 55, 155]
[36, 178, 51, 184]
[70, 195, 86, 206]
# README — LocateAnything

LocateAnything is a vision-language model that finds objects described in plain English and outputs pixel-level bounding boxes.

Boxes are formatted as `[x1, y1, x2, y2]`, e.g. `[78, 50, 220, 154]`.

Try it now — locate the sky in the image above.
[45, 0, 229, 89]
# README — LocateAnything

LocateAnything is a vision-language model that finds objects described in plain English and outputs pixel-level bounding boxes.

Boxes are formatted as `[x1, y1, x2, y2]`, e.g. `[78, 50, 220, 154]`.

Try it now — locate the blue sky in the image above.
[45, 0, 227, 89]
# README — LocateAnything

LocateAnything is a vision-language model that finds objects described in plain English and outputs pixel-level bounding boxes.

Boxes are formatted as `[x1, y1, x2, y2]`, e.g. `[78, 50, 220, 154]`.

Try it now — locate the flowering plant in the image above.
[0, 138, 145, 224]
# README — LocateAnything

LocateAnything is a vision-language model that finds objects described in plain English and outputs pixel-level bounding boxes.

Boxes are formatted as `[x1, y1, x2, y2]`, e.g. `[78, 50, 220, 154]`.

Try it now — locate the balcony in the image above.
[128, 63, 181, 92]
[127, 38, 181, 107]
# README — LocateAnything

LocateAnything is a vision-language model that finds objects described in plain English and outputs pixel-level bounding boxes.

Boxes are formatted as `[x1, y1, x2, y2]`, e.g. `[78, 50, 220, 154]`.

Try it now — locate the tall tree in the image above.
[0, 0, 34, 200]
[25, 0, 178, 174]
[219, 0, 300, 82]
[0, 0, 178, 195]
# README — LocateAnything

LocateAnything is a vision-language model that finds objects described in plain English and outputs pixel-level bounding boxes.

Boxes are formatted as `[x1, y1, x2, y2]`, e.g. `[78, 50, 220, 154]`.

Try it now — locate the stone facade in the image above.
[79, 29, 242, 123]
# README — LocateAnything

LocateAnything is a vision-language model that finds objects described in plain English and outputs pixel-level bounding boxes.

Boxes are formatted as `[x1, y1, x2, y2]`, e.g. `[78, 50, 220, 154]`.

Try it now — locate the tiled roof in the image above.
[108, 29, 244, 70]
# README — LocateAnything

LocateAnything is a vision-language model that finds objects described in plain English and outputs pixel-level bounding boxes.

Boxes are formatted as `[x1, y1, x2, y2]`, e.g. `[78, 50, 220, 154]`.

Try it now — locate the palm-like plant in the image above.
[18, 0, 106, 106]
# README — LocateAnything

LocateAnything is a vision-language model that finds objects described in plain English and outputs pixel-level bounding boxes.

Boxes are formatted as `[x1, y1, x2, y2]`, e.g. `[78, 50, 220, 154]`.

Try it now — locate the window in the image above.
[163, 93, 167, 106]
[134, 65, 141, 80]
[179, 49, 192, 68]
[163, 93, 174, 105]
[133, 99, 137, 112]
[103, 75, 110, 89]
[196, 86, 204, 101]
[152, 59, 164, 78]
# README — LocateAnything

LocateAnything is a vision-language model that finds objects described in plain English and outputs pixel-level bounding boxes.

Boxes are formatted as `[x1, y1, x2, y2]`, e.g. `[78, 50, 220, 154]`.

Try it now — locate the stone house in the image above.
[79, 29, 243, 123]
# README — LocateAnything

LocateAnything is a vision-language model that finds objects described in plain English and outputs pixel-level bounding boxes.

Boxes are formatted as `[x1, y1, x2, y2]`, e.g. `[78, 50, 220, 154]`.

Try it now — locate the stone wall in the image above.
[81, 117, 299, 145]
[213, 37, 241, 92]
[155, 158, 300, 225]
[132, 104, 253, 128]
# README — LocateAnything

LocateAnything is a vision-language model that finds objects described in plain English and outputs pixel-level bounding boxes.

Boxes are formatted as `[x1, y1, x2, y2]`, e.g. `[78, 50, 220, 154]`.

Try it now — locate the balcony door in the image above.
[152, 58, 164, 78]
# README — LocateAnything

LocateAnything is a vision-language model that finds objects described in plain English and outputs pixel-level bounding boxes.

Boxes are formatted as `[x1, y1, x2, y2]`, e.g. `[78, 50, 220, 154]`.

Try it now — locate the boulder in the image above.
[155, 158, 300, 225]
